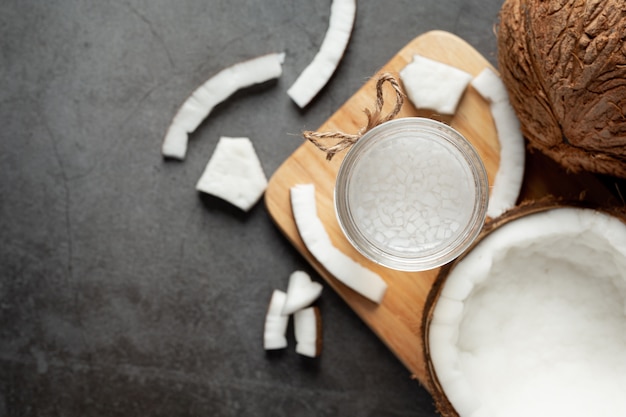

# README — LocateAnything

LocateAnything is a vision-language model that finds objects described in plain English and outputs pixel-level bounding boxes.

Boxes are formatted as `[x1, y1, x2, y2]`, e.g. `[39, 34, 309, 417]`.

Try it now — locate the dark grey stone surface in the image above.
[0, 1, 503, 415]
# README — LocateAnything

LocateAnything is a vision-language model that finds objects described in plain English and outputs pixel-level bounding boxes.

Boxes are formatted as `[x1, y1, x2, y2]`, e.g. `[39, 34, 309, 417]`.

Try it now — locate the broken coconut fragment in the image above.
[471, 67, 525, 218]
[162, 52, 285, 160]
[281, 270, 323, 316]
[196, 137, 268, 211]
[263, 289, 289, 350]
[290, 183, 387, 303]
[399, 54, 473, 115]
[287, 0, 356, 108]
[294, 306, 322, 358]
[425, 205, 626, 417]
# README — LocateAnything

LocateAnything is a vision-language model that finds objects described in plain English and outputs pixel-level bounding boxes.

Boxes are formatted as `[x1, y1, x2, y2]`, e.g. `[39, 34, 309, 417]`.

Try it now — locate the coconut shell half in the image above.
[497, 0, 626, 178]
[422, 200, 626, 417]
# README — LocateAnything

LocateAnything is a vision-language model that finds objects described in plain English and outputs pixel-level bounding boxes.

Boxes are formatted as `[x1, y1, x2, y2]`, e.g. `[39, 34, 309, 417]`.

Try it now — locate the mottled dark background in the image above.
[1, 1, 503, 415]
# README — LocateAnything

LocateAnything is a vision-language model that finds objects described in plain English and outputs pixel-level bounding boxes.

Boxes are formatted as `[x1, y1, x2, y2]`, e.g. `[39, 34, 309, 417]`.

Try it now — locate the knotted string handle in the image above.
[303, 73, 406, 161]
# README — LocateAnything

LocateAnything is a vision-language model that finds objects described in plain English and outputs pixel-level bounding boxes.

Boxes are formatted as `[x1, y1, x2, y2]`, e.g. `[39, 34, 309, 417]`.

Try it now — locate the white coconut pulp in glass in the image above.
[428, 207, 626, 417]
[335, 118, 488, 271]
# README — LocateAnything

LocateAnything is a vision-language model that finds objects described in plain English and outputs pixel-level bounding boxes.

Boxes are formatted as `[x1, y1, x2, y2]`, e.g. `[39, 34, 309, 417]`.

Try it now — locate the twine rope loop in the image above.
[303, 73, 405, 161]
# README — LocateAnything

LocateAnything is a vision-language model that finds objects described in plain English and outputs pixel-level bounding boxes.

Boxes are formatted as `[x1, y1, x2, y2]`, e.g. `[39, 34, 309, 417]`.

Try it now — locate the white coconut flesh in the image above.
[195, 136, 268, 212]
[281, 270, 323, 316]
[399, 54, 473, 115]
[470, 67, 525, 218]
[162, 52, 285, 160]
[428, 207, 626, 417]
[290, 183, 387, 303]
[286, 0, 355, 108]
[263, 289, 289, 350]
[294, 306, 322, 358]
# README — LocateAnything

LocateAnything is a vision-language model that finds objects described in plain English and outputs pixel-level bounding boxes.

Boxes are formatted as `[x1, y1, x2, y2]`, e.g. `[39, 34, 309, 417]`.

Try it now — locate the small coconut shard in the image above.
[426, 206, 626, 417]
[286, 0, 356, 108]
[196, 137, 268, 211]
[290, 183, 387, 304]
[471, 68, 525, 218]
[162, 52, 285, 160]
[497, 0, 626, 178]
[264, 290, 289, 350]
[281, 270, 323, 316]
[294, 307, 322, 358]
[399, 54, 473, 115]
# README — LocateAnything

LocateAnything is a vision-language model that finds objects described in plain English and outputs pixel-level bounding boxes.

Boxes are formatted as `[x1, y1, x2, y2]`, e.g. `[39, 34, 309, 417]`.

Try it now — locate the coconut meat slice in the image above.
[290, 183, 387, 304]
[281, 270, 323, 316]
[263, 289, 289, 350]
[162, 52, 285, 160]
[196, 137, 268, 211]
[286, 0, 356, 108]
[294, 306, 322, 357]
[429, 207, 626, 417]
[471, 67, 525, 218]
[399, 54, 473, 115]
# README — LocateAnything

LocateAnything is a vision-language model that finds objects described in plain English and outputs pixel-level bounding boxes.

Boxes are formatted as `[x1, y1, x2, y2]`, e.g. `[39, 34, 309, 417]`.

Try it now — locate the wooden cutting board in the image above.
[264, 30, 616, 392]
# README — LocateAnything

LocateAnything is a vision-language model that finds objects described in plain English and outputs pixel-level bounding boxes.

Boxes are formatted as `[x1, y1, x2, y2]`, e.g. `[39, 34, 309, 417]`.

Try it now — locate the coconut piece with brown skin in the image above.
[422, 200, 626, 417]
[497, 0, 626, 178]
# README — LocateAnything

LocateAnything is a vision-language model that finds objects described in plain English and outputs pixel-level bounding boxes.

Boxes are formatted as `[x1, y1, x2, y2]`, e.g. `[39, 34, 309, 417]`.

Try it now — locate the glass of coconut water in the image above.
[334, 117, 489, 271]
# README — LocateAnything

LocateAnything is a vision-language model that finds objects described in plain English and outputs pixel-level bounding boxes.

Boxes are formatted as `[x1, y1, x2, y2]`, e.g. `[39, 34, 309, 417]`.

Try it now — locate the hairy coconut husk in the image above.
[497, 0, 626, 178]
[422, 199, 626, 416]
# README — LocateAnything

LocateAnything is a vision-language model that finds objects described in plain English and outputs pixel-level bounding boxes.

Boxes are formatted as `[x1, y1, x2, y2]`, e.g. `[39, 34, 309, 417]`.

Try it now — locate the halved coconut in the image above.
[423, 202, 626, 417]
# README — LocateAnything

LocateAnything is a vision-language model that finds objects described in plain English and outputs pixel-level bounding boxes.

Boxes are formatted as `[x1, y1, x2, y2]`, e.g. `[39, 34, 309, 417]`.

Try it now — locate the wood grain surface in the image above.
[264, 30, 617, 392]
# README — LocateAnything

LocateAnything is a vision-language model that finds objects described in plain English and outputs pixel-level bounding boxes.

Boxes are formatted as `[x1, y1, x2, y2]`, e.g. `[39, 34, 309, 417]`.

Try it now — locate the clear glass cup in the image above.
[334, 117, 489, 271]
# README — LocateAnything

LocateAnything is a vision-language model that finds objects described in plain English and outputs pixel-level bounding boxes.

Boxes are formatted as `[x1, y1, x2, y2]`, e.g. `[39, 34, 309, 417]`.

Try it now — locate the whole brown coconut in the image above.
[497, 0, 626, 178]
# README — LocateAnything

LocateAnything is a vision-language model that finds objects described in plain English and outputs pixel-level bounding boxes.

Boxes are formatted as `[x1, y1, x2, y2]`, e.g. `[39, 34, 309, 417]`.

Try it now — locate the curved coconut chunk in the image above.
[429, 207, 626, 417]
[263, 289, 289, 350]
[294, 306, 322, 357]
[399, 54, 473, 114]
[162, 52, 285, 159]
[290, 183, 387, 304]
[281, 270, 323, 316]
[471, 67, 525, 218]
[196, 137, 268, 211]
[286, 0, 356, 108]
